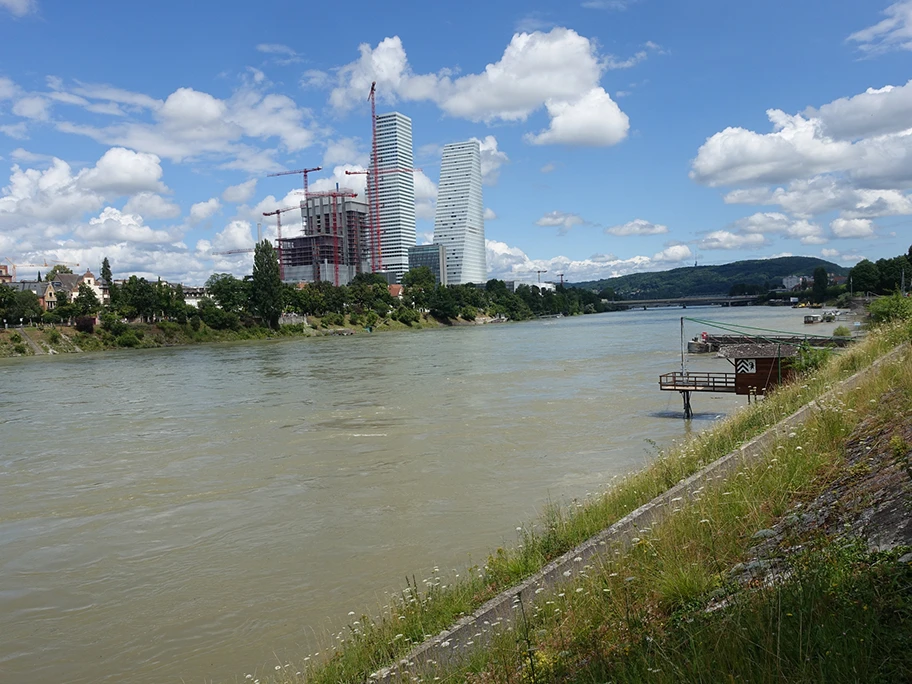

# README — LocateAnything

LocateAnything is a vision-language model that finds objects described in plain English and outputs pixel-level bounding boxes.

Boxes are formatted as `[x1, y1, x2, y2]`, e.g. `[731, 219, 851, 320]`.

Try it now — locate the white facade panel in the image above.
[432, 140, 486, 285]
[369, 112, 416, 282]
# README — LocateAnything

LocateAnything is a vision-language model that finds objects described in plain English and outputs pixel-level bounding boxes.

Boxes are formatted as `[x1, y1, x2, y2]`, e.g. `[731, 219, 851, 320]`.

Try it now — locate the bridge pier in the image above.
[681, 390, 692, 419]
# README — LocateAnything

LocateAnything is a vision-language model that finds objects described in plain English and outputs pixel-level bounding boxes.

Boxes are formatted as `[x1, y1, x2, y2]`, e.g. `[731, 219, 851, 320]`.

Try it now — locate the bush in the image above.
[460, 305, 478, 321]
[322, 312, 344, 326]
[115, 331, 141, 348]
[47, 329, 62, 344]
[189, 315, 201, 332]
[100, 312, 128, 337]
[10, 333, 21, 343]
[74, 316, 95, 334]
[868, 292, 912, 323]
[13, 343, 27, 355]
[833, 325, 852, 337]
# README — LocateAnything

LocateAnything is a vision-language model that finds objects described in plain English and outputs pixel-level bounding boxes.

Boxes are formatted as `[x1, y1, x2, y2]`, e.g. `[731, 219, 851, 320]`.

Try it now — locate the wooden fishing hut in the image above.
[659, 334, 799, 418]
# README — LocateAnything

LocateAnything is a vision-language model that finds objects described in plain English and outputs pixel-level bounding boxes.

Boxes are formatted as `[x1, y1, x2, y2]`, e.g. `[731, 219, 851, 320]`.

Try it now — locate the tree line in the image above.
[1, 241, 611, 331]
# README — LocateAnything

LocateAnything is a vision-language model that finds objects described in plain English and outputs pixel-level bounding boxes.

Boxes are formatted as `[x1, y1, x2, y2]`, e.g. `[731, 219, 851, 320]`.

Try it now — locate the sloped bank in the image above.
[368, 341, 911, 683]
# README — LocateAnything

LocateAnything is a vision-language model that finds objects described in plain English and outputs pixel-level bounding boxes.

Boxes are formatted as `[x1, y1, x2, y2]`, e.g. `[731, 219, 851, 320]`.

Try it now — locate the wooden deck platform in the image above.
[659, 371, 736, 393]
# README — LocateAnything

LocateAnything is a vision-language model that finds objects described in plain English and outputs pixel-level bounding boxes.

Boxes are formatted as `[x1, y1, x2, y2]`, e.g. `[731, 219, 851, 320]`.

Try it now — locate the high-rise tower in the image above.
[370, 112, 415, 281]
[433, 140, 486, 285]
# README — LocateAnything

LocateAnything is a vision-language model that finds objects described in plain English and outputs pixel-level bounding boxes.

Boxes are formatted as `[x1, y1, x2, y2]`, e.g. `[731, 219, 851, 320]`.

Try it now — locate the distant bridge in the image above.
[607, 295, 763, 309]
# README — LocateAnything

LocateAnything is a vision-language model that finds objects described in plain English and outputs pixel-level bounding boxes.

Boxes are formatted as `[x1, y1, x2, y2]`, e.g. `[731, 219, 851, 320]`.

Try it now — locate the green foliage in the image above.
[205, 273, 248, 314]
[849, 258, 880, 295]
[100, 311, 128, 336]
[460, 305, 478, 321]
[10, 332, 21, 343]
[812, 265, 829, 303]
[74, 316, 95, 333]
[47, 329, 61, 344]
[13, 342, 27, 355]
[115, 331, 141, 348]
[868, 291, 912, 323]
[250, 240, 283, 329]
[321, 312, 344, 327]
[197, 299, 240, 330]
[45, 264, 73, 281]
[74, 283, 101, 316]
[833, 324, 852, 337]
[189, 314, 201, 331]
[793, 341, 833, 374]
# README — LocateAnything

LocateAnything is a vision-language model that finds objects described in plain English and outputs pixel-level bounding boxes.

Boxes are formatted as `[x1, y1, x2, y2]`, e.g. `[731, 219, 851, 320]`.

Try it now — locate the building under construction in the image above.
[279, 194, 370, 286]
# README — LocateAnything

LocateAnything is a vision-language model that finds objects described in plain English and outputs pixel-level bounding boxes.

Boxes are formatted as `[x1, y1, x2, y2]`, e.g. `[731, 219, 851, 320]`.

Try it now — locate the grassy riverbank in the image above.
[246, 314, 912, 683]
[0, 313, 454, 357]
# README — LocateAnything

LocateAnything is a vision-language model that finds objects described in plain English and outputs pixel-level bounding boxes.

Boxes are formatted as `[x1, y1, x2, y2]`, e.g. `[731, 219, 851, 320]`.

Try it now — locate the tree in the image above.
[205, 273, 249, 314]
[848, 259, 880, 295]
[812, 267, 828, 303]
[875, 256, 910, 294]
[250, 240, 283, 329]
[100, 257, 112, 285]
[46, 264, 73, 281]
[74, 283, 101, 316]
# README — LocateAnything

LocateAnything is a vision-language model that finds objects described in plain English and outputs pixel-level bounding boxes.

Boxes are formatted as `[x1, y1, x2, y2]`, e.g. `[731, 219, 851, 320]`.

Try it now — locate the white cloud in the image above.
[12, 95, 50, 120]
[10, 147, 51, 163]
[536, 210, 587, 234]
[0, 122, 28, 139]
[222, 178, 258, 203]
[256, 43, 297, 56]
[189, 197, 221, 224]
[330, 28, 629, 148]
[0, 0, 36, 17]
[848, 1, 912, 54]
[582, 0, 638, 9]
[52, 83, 316, 172]
[0, 76, 19, 100]
[413, 170, 437, 220]
[204, 220, 255, 253]
[484, 207, 497, 220]
[540, 162, 557, 173]
[699, 230, 768, 250]
[78, 147, 167, 195]
[733, 212, 827, 245]
[308, 164, 369, 198]
[123, 192, 180, 220]
[830, 217, 876, 238]
[323, 137, 367, 166]
[605, 218, 668, 236]
[653, 244, 693, 262]
[806, 80, 912, 140]
[486, 238, 679, 282]
[471, 135, 509, 184]
[525, 87, 629, 146]
[76, 207, 174, 244]
[821, 248, 864, 264]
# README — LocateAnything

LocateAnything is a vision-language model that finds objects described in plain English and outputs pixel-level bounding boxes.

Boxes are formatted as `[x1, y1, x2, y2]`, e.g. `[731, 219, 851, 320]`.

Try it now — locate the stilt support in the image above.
[681, 390, 693, 419]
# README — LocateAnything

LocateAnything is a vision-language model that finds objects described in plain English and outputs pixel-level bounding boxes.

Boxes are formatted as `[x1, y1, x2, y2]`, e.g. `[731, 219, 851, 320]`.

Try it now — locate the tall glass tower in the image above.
[433, 140, 486, 285]
[370, 112, 416, 281]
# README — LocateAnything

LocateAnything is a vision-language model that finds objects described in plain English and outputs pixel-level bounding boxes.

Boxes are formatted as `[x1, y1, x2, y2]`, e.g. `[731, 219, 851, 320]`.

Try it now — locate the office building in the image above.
[370, 112, 416, 282]
[433, 140, 486, 285]
[408, 243, 447, 285]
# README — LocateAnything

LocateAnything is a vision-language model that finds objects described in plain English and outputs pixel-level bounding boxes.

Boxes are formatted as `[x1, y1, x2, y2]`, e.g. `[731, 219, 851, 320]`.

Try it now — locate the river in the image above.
[0, 306, 850, 683]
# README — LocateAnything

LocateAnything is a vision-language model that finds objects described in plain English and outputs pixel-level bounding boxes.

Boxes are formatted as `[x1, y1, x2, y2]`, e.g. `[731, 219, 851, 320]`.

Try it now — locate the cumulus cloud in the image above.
[470, 135, 509, 184]
[699, 230, 768, 250]
[485, 238, 689, 282]
[78, 147, 167, 195]
[848, 1, 912, 54]
[413, 170, 437, 220]
[830, 217, 876, 238]
[76, 207, 174, 244]
[484, 207, 497, 220]
[123, 192, 180, 219]
[222, 178, 257, 203]
[189, 197, 221, 224]
[536, 210, 587, 235]
[806, 80, 912, 140]
[733, 212, 827, 245]
[323, 137, 367, 167]
[330, 28, 629, 148]
[605, 218, 668, 236]
[51, 82, 316, 172]
[12, 95, 50, 120]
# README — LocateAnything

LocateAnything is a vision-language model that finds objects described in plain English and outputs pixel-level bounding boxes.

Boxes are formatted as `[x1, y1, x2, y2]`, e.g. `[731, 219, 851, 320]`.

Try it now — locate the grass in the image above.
[248, 318, 912, 683]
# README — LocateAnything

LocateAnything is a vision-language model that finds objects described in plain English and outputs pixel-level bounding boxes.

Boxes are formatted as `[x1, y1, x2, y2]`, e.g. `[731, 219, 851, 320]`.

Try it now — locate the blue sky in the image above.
[1, 0, 910, 285]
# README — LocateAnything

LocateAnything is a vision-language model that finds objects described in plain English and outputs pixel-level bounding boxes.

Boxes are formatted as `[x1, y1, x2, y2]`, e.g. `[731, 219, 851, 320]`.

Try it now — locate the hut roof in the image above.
[720, 343, 800, 359]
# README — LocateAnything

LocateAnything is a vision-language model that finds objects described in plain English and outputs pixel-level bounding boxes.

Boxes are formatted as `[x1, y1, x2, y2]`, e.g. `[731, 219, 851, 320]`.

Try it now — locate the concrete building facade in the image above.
[280, 195, 370, 286]
[370, 112, 416, 282]
[408, 243, 448, 285]
[433, 140, 486, 285]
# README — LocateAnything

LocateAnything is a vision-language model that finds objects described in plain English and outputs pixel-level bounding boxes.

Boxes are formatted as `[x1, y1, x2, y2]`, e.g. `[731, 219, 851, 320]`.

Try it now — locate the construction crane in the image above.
[211, 248, 254, 256]
[263, 206, 300, 281]
[4, 258, 79, 281]
[308, 189, 358, 286]
[345, 166, 422, 274]
[535, 269, 548, 284]
[555, 273, 565, 287]
[268, 166, 322, 234]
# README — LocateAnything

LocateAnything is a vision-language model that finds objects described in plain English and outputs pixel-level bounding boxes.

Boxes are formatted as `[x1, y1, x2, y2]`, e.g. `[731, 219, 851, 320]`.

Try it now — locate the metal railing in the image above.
[659, 371, 736, 393]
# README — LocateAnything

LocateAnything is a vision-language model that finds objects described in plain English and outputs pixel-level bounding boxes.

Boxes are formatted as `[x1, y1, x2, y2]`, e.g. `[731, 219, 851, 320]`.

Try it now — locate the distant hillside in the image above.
[573, 257, 848, 299]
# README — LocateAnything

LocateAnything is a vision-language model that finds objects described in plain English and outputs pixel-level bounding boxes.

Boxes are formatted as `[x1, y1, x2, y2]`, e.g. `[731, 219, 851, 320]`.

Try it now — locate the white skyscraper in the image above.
[433, 140, 486, 285]
[370, 112, 415, 281]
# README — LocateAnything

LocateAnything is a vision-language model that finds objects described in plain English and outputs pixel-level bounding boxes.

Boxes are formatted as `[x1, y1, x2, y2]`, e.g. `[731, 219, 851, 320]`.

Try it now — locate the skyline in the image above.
[0, 0, 910, 286]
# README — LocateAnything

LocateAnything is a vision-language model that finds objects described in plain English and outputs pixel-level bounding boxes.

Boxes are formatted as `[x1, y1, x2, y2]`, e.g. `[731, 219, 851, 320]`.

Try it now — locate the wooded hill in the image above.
[573, 256, 848, 299]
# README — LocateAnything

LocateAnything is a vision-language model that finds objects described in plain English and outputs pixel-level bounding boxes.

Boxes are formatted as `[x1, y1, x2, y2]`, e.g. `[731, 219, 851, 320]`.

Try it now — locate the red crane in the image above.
[263, 206, 299, 281]
[211, 248, 254, 256]
[267, 166, 322, 236]
[308, 189, 357, 286]
[368, 81, 382, 273]
[346, 165, 422, 274]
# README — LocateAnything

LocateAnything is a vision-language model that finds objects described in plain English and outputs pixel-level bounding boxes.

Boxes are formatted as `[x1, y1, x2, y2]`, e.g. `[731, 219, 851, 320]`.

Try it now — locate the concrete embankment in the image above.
[372, 342, 910, 683]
